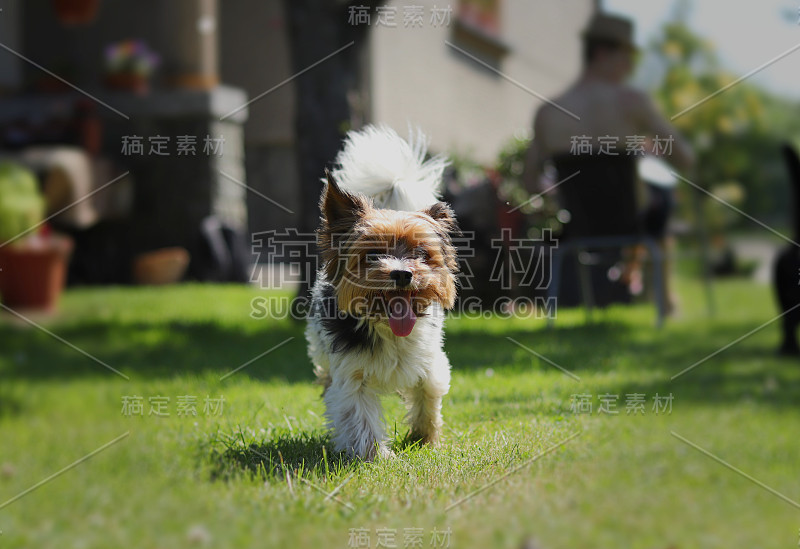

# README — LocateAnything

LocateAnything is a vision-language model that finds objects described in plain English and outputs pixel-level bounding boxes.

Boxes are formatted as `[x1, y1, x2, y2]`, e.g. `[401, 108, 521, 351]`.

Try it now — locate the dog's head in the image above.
[318, 171, 459, 337]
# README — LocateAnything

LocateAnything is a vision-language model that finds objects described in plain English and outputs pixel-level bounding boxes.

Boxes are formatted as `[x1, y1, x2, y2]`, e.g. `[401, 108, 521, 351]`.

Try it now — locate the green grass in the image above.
[1, 278, 799, 548]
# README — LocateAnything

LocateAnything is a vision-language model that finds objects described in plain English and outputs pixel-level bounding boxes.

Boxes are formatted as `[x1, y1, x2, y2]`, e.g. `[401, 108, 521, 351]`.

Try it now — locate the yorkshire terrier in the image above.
[306, 126, 460, 460]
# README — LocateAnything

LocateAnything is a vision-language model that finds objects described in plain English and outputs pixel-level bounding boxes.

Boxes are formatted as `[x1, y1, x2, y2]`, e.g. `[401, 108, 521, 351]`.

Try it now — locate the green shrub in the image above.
[0, 161, 44, 245]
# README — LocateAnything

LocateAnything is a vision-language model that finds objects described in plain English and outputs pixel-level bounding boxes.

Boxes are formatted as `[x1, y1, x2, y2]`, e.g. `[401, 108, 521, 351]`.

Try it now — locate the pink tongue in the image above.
[388, 295, 417, 337]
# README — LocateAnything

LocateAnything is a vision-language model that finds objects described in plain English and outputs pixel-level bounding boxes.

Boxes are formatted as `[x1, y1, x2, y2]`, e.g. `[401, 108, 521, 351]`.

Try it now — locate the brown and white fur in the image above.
[306, 126, 459, 460]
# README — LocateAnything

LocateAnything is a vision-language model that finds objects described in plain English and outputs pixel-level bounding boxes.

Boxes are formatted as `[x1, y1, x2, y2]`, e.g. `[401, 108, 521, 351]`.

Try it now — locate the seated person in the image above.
[522, 12, 694, 313]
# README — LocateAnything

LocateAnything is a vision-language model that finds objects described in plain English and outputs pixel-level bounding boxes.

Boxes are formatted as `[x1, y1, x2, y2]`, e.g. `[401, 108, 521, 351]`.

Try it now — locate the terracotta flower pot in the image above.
[53, 0, 100, 26]
[133, 247, 190, 286]
[104, 72, 149, 95]
[0, 235, 73, 311]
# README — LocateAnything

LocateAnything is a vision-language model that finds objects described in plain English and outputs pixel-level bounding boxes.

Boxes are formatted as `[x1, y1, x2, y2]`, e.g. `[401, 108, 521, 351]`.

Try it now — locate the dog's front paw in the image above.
[353, 442, 393, 462]
[376, 444, 395, 459]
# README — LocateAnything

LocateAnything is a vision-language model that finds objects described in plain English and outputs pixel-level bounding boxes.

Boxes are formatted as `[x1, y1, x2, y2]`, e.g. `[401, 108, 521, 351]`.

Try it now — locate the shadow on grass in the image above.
[0, 387, 24, 418]
[450, 317, 800, 411]
[208, 429, 350, 481]
[3, 309, 799, 410]
[211, 432, 361, 481]
[207, 426, 429, 483]
[614, 358, 800, 410]
[0, 316, 634, 383]
[446, 320, 637, 372]
[1, 320, 310, 383]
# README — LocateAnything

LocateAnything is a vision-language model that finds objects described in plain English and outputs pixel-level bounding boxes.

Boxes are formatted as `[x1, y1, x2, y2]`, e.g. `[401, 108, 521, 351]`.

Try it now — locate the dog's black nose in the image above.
[390, 269, 413, 287]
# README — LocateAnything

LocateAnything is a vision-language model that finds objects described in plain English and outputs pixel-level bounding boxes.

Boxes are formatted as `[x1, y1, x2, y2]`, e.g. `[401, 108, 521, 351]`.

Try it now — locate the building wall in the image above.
[219, 0, 294, 146]
[369, 0, 595, 164]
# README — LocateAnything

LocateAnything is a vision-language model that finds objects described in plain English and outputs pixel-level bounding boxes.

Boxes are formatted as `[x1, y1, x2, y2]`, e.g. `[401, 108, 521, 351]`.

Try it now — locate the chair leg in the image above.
[576, 249, 595, 323]
[546, 246, 565, 328]
[644, 239, 665, 329]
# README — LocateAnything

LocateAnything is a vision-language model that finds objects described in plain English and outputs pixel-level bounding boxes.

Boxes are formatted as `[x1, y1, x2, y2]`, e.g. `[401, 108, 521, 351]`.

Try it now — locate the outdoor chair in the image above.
[546, 154, 666, 328]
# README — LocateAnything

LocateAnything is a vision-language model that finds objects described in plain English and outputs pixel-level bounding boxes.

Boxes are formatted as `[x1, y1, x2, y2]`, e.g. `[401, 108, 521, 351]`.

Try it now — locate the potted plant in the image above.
[0, 162, 73, 311]
[104, 40, 160, 95]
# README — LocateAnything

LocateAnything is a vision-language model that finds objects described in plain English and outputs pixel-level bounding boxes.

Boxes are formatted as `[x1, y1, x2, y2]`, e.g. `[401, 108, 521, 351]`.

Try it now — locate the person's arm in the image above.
[631, 90, 695, 173]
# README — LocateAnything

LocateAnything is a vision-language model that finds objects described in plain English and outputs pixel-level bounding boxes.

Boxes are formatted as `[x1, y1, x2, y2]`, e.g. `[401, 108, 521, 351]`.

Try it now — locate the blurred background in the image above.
[1, 0, 799, 313]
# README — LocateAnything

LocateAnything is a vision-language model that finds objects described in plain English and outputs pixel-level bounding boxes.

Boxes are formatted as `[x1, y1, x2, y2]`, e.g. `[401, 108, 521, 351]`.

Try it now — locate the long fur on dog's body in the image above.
[306, 126, 457, 460]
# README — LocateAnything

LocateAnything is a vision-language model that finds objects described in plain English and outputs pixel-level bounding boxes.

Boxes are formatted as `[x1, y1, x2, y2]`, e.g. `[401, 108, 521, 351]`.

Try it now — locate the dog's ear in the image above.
[321, 169, 365, 227]
[423, 201, 461, 238]
[319, 170, 368, 281]
[423, 201, 461, 273]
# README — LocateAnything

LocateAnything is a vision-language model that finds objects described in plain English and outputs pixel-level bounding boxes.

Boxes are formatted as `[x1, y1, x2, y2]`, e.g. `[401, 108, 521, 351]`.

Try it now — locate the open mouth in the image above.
[387, 291, 417, 337]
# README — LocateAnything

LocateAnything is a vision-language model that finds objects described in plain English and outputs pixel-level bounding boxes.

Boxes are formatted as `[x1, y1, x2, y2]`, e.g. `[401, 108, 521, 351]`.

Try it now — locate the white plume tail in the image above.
[331, 125, 448, 211]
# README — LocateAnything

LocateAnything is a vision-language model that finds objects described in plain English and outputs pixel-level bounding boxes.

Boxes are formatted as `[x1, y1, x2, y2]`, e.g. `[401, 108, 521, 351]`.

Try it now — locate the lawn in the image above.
[0, 276, 798, 548]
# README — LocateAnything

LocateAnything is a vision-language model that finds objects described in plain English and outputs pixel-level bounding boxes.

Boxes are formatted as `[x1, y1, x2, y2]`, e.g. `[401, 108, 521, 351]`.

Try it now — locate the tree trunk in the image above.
[282, 0, 373, 317]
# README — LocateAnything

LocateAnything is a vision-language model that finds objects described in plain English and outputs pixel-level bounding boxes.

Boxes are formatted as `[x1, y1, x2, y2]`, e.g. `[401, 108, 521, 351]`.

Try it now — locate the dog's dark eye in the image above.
[412, 247, 429, 260]
[365, 250, 383, 262]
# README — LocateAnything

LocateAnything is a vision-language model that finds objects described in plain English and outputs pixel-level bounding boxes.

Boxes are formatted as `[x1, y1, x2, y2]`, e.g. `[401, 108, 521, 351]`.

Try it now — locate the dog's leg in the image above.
[324, 375, 389, 460]
[405, 360, 450, 446]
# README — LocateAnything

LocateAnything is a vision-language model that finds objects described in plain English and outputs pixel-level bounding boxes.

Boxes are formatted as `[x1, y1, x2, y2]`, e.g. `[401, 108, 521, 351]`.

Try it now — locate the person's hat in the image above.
[582, 12, 636, 50]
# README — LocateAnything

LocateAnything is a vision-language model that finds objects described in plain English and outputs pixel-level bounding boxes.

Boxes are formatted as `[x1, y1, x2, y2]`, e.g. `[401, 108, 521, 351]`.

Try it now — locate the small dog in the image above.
[306, 126, 460, 460]
[774, 143, 800, 355]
